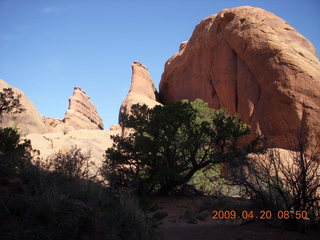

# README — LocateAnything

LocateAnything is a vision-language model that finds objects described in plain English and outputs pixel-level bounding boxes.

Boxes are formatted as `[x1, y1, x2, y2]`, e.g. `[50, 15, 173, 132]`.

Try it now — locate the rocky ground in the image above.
[154, 196, 320, 240]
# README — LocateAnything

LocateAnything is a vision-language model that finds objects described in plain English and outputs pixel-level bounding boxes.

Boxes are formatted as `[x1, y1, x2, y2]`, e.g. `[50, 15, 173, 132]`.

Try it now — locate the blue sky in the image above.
[1, 0, 319, 129]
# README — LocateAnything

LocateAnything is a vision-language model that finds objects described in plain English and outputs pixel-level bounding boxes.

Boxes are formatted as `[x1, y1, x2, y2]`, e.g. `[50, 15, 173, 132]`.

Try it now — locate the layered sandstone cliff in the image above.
[119, 61, 161, 124]
[0, 79, 46, 134]
[159, 6, 320, 149]
[24, 86, 111, 168]
[64, 87, 104, 130]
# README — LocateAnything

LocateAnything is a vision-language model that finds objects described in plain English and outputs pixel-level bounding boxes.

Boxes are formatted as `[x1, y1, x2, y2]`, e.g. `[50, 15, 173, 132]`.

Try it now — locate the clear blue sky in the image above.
[1, 0, 319, 129]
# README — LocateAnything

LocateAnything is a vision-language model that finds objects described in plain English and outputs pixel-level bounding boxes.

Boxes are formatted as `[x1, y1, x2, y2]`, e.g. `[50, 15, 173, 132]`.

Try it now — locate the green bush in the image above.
[104, 99, 263, 195]
[0, 127, 35, 178]
[188, 163, 225, 195]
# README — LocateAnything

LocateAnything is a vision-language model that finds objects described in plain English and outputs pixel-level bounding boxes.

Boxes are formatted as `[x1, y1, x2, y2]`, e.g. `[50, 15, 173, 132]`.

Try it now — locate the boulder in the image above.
[0, 79, 46, 134]
[109, 124, 121, 131]
[44, 117, 74, 133]
[159, 6, 320, 149]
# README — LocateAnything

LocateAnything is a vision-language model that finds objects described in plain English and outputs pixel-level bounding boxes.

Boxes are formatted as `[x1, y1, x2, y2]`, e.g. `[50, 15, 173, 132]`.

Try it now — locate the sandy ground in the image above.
[154, 196, 320, 240]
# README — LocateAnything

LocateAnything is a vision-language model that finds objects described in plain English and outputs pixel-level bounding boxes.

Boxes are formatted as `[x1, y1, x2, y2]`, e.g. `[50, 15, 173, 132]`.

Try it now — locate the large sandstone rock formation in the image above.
[27, 128, 121, 173]
[64, 87, 104, 130]
[159, 6, 320, 149]
[119, 61, 161, 124]
[0, 79, 46, 134]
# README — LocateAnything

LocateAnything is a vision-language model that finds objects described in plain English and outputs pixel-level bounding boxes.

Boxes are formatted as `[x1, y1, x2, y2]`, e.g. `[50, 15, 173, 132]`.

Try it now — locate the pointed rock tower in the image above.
[64, 87, 104, 130]
[119, 61, 161, 125]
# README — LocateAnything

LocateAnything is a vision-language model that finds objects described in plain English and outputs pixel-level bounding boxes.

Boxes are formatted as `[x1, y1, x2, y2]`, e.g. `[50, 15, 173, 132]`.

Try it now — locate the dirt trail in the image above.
[154, 196, 320, 240]
[159, 223, 319, 240]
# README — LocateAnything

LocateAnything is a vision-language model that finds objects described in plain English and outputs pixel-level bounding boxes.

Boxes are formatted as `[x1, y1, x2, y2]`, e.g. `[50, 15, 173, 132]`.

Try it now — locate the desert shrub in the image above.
[0, 131, 158, 239]
[138, 195, 167, 227]
[104, 193, 158, 240]
[45, 146, 96, 181]
[0, 127, 36, 178]
[0, 88, 158, 238]
[227, 131, 320, 230]
[103, 99, 263, 195]
[0, 179, 157, 240]
[0, 88, 30, 177]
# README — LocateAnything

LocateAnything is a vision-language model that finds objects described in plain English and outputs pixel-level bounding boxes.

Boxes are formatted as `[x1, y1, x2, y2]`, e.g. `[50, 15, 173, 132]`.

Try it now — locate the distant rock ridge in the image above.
[0, 79, 104, 133]
[64, 87, 104, 130]
[159, 6, 320, 150]
[119, 61, 161, 125]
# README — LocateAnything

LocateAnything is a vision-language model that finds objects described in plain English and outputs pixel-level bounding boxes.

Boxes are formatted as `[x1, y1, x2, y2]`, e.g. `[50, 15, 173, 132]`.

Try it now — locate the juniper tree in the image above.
[104, 99, 263, 195]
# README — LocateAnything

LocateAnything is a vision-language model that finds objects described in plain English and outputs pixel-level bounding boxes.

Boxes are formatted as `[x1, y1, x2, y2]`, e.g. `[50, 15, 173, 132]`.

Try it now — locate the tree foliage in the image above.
[0, 88, 29, 177]
[103, 99, 263, 195]
[0, 88, 25, 120]
[0, 127, 34, 177]
[188, 163, 225, 196]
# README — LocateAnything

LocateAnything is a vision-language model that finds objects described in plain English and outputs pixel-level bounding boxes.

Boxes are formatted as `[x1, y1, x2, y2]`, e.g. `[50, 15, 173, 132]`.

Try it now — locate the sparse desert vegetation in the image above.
[0, 129, 158, 240]
[1, 3, 320, 240]
[0, 86, 319, 239]
[0, 90, 158, 239]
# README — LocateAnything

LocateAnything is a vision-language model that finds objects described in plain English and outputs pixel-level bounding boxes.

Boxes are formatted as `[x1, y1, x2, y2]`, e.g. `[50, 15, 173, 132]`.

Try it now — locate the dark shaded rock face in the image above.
[160, 6, 320, 149]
